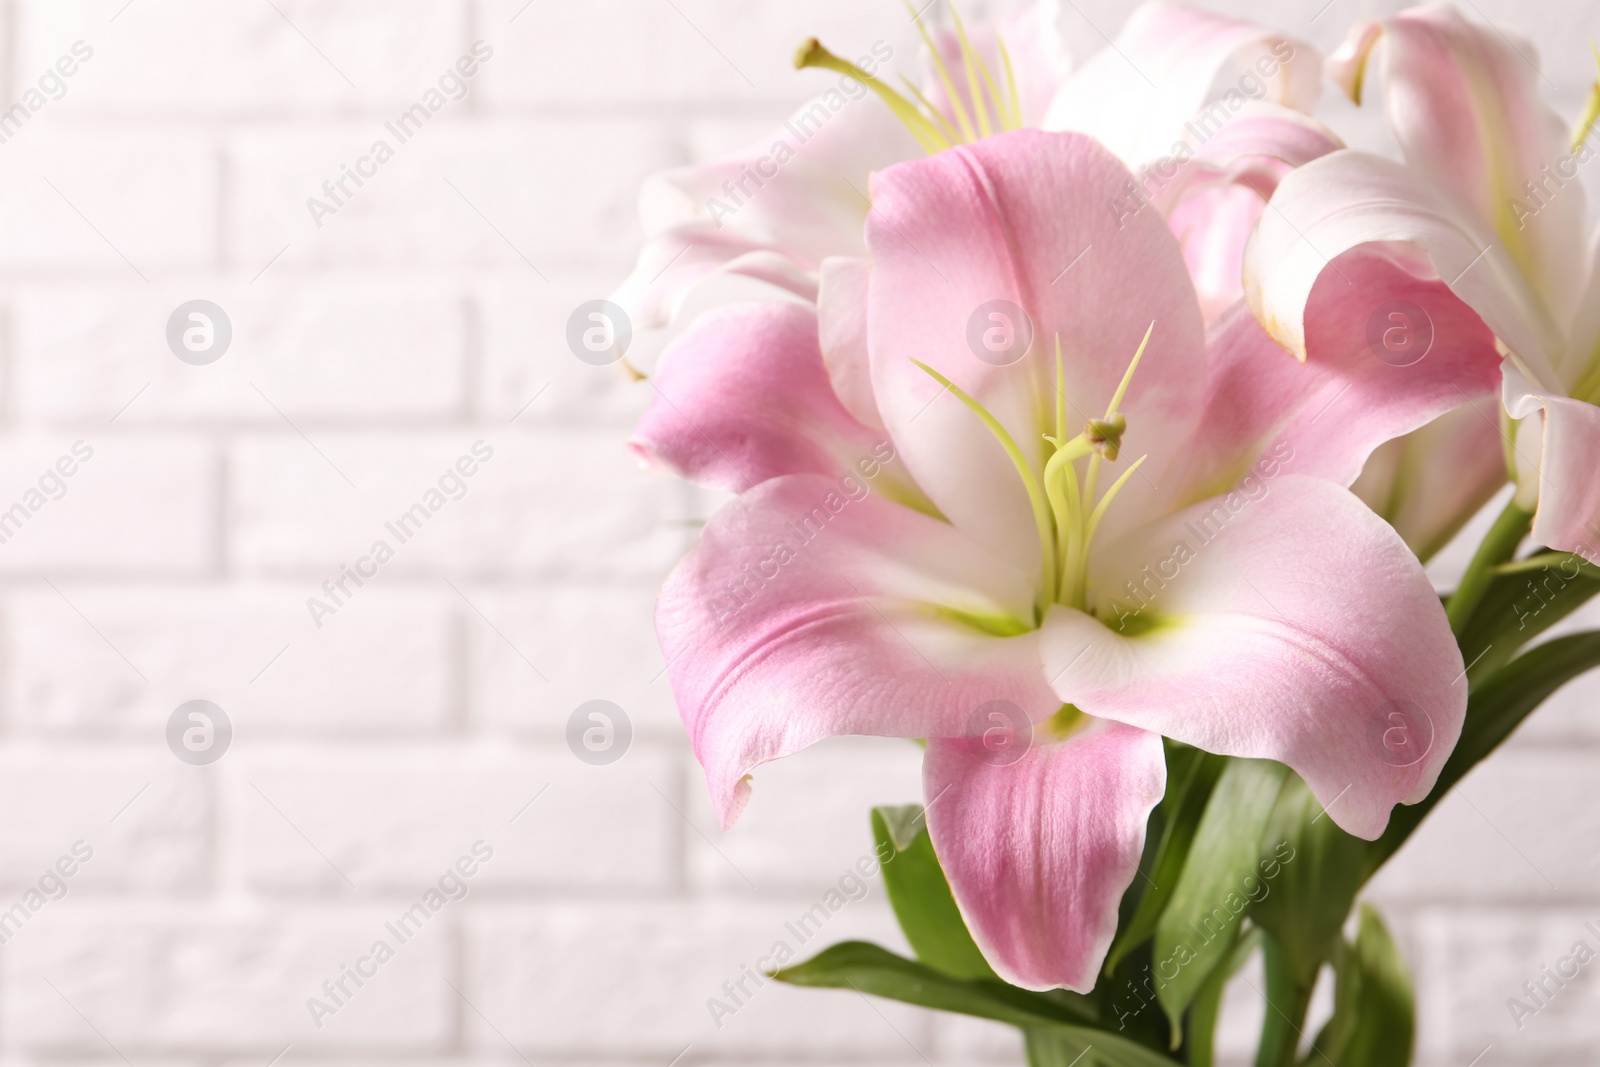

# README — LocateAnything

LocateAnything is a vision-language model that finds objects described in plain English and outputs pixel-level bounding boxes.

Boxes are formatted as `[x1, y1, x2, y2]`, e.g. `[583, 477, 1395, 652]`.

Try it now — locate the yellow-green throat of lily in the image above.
[914, 324, 1155, 623]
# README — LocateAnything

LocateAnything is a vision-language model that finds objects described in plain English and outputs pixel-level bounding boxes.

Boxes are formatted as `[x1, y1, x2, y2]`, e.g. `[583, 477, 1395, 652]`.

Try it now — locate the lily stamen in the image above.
[795, 4, 1024, 157]
[912, 322, 1157, 616]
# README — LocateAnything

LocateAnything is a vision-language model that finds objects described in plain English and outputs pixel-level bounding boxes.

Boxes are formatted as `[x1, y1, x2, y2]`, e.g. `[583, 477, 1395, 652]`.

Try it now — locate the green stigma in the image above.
[794, 3, 1025, 156]
[914, 322, 1156, 620]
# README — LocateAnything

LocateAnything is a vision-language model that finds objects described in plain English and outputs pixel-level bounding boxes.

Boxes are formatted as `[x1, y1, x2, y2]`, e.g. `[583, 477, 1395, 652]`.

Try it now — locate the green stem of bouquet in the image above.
[1253, 934, 1314, 1067]
[1444, 498, 1533, 634]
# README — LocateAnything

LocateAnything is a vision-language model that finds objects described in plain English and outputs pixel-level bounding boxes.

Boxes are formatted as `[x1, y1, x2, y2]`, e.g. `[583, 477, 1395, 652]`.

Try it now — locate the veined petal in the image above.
[1175, 257, 1502, 504]
[1504, 362, 1600, 562]
[924, 721, 1166, 992]
[660, 474, 1059, 827]
[1329, 6, 1586, 330]
[818, 256, 884, 431]
[1244, 149, 1564, 387]
[1042, 2, 1320, 168]
[866, 129, 1206, 563]
[629, 303, 912, 497]
[612, 93, 922, 329]
[1041, 476, 1465, 841]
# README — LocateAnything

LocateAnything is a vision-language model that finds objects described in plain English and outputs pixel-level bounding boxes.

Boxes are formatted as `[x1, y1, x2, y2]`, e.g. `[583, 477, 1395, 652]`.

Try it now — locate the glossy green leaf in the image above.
[1154, 758, 1288, 1036]
[1248, 775, 1369, 987]
[1023, 1025, 1182, 1067]
[772, 940, 1089, 1027]
[1302, 906, 1414, 1067]
[1454, 553, 1600, 684]
[1107, 744, 1229, 972]
[871, 805, 994, 979]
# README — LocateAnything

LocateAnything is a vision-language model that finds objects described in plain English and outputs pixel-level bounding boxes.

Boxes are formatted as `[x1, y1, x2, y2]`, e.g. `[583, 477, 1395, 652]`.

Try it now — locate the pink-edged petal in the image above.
[1042, 2, 1320, 168]
[818, 256, 884, 431]
[1329, 7, 1586, 328]
[612, 93, 922, 329]
[924, 721, 1165, 992]
[1351, 400, 1508, 562]
[1505, 363, 1600, 562]
[629, 303, 899, 494]
[1173, 255, 1502, 503]
[1041, 475, 1466, 840]
[1145, 105, 1343, 321]
[1245, 149, 1564, 386]
[867, 129, 1206, 564]
[660, 474, 1059, 826]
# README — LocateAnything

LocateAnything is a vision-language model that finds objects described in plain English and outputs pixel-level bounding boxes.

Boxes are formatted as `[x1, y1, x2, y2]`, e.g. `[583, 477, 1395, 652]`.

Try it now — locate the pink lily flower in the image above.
[613, 3, 1335, 342]
[1244, 5, 1600, 561]
[637, 129, 1470, 991]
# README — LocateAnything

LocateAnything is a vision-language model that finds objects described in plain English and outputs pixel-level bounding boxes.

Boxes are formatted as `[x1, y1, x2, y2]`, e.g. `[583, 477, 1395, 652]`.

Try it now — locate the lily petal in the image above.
[1043, 2, 1320, 168]
[1175, 257, 1502, 503]
[1504, 362, 1600, 561]
[660, 474, 1059, 826]
[613, 94, 922, 329]
[1328, 6, 1586, 332]
[1148, 104, 1343, 321]
[866, 129, 1206, 563]
[1244, 148, 1564, 386]
[924, 721, 1166, 992]
[818, 256, 884, 431]
[1041, 475, 1466, 840]
[628, 303, 898, 494]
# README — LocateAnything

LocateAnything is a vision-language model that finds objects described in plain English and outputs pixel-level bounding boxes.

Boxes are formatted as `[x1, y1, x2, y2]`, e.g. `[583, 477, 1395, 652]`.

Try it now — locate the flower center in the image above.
[794, 3, 1024, 155]
[914, 323, 1155, 621]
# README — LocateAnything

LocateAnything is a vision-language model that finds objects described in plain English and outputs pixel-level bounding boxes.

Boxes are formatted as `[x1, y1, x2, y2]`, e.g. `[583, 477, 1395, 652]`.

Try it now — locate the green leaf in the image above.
[1106, 744, 1229, 972]
[772, 940, 1180, 1066]
[1454, 553, 1600, 684]
[1023, 1026, 1182, 1067]
[871, 805, 994, 979]
[772, 940, 1090, 1028]
[1302, 906, 1414, 1067]
[1154, 758, 1289, 1036]
[1248, 775, 1369, 987]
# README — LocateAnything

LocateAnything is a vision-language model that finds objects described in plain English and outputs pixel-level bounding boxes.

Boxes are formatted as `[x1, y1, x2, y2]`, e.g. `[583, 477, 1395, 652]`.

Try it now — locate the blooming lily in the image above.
[1245, 5, 1600, 563]
[637, 130, 1469, 991]
[613, 2, 1334, 343]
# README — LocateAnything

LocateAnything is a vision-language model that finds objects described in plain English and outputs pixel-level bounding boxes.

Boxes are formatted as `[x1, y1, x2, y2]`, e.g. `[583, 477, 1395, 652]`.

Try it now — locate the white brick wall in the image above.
[0, 1, 1594, 1065]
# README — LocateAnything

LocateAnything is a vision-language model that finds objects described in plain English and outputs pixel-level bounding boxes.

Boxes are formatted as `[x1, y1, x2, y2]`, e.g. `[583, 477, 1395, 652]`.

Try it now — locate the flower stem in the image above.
[1253, 935, 1314, 1067]
[1445, 498, 1534, 635]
